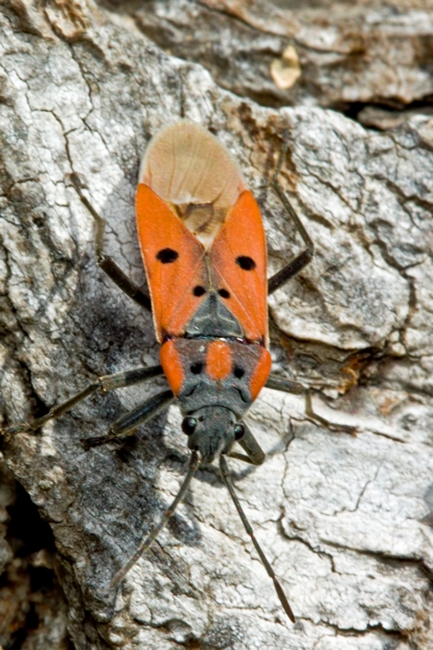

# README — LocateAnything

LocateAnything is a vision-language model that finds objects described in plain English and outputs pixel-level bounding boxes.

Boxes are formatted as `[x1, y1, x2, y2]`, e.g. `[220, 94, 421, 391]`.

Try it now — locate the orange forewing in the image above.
[209, 190, 268, 344]
[136, 183, 207, 341]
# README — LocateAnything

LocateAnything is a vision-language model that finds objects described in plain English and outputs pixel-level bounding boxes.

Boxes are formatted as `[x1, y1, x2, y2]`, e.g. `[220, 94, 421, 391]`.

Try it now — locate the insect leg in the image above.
[265, 374, 307, 395]
[110, 451, 201, 589]
[228, 424, 266, 466]
[70, 174, 152, 311]
[82, 389, 173, 448]
[266, 374, 356, 434]
[219, 455, 295, 623]
[3, 365, 164, 436]
[267, 143, 314, 295]
[304, 392, 357, 434]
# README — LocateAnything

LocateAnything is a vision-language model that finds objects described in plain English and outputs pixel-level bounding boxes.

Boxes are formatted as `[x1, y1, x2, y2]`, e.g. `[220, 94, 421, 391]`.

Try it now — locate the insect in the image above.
[4, 122, 314, 622]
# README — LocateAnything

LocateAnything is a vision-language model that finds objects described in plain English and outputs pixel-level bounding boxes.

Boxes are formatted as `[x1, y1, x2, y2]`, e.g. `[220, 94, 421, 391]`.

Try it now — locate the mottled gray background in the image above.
[0, 1, 433, 648]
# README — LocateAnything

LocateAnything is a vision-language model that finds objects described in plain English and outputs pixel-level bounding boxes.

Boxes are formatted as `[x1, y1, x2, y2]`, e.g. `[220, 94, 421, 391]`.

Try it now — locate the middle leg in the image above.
[3, 365, 164, 436]
[266, 373, 356, 434]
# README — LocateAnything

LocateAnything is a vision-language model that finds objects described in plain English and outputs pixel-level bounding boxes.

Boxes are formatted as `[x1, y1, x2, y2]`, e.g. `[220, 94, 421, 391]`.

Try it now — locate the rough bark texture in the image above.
[1, 1, 433, 649]
[127, 0, 433, 120]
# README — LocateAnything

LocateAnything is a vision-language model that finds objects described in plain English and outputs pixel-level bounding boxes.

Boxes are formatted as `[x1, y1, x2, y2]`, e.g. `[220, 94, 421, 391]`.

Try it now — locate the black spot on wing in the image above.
[218, 288, 230, 299]
[156, 248, 178, 263]
[193, 285, 206, 297]
[236, 255, 256, 270]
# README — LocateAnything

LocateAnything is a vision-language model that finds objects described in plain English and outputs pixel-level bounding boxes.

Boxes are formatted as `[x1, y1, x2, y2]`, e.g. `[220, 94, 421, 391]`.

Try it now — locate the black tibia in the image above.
[220, 455, 296, 623]
[3, 365, 164, 436]
[228, 425, 265, 466]
[267, 142, 315, 295]
[69, 174, 152, 312]
[82, 389, 174, 449]
[266, 374, 307, 396]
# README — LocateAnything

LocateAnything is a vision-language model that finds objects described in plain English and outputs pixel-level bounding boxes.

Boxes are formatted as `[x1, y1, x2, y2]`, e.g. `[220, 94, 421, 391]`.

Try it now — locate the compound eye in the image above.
[234, 423, 245, 441]
[182, 417, 197, 436]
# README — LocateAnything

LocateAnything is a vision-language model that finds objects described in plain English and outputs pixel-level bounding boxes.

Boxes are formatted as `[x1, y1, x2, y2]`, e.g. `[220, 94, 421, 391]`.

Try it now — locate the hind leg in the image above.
[70, 174, 152, 311]
[267, 141, 314, 295]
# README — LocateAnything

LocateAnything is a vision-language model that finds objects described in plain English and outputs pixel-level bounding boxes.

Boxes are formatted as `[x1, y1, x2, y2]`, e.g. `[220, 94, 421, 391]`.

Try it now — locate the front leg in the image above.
[83, 389, 174, 448]
[228, 424, 266, 466]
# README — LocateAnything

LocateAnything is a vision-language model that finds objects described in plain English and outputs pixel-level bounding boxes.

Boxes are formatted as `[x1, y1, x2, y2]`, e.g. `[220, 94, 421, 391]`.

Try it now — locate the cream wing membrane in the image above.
[140, 121, 246, 248]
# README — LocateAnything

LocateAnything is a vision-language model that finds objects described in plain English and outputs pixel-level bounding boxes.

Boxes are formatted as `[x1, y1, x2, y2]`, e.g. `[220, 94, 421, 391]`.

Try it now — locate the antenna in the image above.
[110, 451, 201, 589]
[219, 454, 295, 623]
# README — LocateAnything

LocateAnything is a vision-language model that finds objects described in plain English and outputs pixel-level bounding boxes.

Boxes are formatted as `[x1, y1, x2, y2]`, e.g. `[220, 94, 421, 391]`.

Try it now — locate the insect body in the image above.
[4, 121, 315, 623]
[137, 123, 271, 465]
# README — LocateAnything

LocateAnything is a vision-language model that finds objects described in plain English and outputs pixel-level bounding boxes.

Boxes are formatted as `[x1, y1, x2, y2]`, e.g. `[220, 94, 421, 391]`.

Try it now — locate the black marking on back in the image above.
[156, 248, 178, 263]
[193, 285, 206, 297]
[233, 366, 245, 379]
[185, 292, 243, 338]
[172, 338, 262, 417]
[236, 255, 256, 270]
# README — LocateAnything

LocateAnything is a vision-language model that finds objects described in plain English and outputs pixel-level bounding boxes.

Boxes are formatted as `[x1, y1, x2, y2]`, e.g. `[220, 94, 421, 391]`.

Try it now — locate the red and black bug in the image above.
[4, 122, 314, 622]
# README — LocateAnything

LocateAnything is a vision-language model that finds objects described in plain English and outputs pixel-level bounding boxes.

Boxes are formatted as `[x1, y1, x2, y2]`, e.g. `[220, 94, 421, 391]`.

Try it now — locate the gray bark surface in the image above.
[1, 1, 433, 648]
[130, 0, 433, 118]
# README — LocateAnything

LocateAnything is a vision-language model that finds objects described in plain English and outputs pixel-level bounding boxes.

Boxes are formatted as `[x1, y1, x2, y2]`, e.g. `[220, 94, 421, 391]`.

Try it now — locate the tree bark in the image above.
[1, 1, 433, 648]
